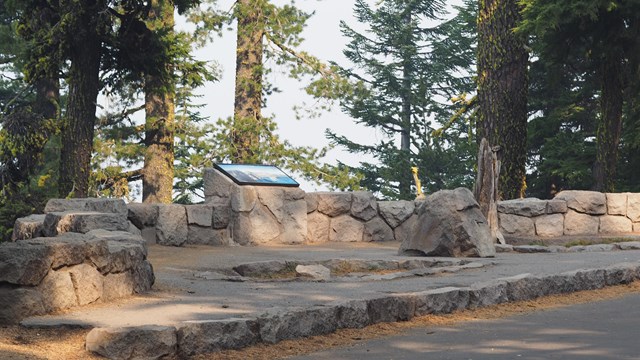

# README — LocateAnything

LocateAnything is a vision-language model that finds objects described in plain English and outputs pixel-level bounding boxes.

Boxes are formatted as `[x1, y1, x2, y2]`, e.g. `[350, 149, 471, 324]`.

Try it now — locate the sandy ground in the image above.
[2, 281, 640, 360]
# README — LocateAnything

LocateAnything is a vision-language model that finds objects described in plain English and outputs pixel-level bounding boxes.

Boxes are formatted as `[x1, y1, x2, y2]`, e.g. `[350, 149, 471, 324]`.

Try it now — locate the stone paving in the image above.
[16, 241, 640, 359]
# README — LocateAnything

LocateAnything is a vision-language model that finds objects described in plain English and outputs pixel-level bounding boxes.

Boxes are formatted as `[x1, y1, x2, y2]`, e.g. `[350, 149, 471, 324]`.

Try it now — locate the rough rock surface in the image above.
[546, 200, 568, 214]
[399, 188, 495, 258]
[534, 214, 564, 237]
[11, 214, 45, 241]
[86, 326, 177, 360]
[177, 319, 259, 356]
[555, 190, 606, 215]
[44, 198, 128, 216]
[498, 213, 535, 237]
[329, 215, 364, 242]
[185, 205, 213, 227]
[363, 217, 395, 242]
[378, 201, 415, 228]
[564, 210, 599, 236]
[350, 192, 378, 221]
[599, 215, 633, 234]
[43, 212, 129, 237]
[606, 193, 628, 216]
[296, 264, 331, 281]
[203, 168, 234, 203]
[316, 192, 352, 217]
[156, 205, 188, 246]
[127, 204, 159, 229]
[307, 211, 330, 243]
[628, 194, 640, 222]
[498, 198, 546, 217]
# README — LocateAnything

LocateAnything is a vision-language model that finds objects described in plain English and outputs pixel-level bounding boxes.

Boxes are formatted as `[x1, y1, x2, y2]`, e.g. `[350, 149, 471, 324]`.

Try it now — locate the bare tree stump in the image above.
[473, 138, 504, 244]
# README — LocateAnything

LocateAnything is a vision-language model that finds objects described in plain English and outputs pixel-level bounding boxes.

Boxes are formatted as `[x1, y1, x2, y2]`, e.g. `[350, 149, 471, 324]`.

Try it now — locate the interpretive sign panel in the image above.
[213, 163, 300, 187]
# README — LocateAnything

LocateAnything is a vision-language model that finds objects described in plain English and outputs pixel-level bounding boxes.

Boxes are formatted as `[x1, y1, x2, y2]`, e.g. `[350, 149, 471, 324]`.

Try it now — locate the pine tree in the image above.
[477, 0, 528, 200]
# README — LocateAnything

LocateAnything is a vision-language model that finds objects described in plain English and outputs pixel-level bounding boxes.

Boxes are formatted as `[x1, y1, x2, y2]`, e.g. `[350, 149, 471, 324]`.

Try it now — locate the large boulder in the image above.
[315, 192, 352, 217]
[350, 192, 378, 221]
[534, 214, 564, 237]
[606, 193, 628, 216]
[43, 211, 129, 237]
[126, 203, 159, 229]
[11, 214, 45, 241]
[498, 213, 535, 237]
[156, 205, 188, 246]
[329, 215, 364, 242]
[45, 198, 127, 216]
[498, 198, 546, 217]
[399, 188, 495, 257]
[378, 201, 415, 228]
[564, 210, 599, 236]
[307, 211, 330, 243]
[599, 215, 633, 234]
[554, 190, 606, 215]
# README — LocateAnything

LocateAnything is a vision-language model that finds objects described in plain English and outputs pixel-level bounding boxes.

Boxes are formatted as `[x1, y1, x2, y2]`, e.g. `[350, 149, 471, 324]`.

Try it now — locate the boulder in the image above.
[203, 168, 234, 203]
[24, 235, 109, 271]
[0, 287, 45, 325]
[399, 188, 495, 258]
[231, 205, 281, 245]
[131, 260, 155, 293]
[102, 272, 135, 301]
[564, 210, 599, 236]
[329, 215, 364, 242]
[43, 211, 129, 237]
[37, 270, 77, 312]
[498, 213, 535, 237]
[307, 211, 330, 243]
[278, 199, 307, 244]
[233, 261, 288, 277]
[534, 214, 564, 237]
[231, 186, 257, 212]
[554, 190, 606, 215]
[393, 215, 417, 243]
[187, 226, 230, 246]
[366, 295, 415, 324]
[45, 198, 128, 216]
[334, 300, 370, 329]
[350, 192, 377, 221]
[316, 192, 352, 217]
[497, 198, 546, 217]
[68, 263, 103, 305]
[0, 242, 53, 286]
[257, 188, 286, 221]
[606, 193, 628, 216]
[86, 326, 177, 360]
[11, 214, 45, 241]
[546, 200, 568, 214]
[296, 264, 331, 281]
[599, 215, 633, 234]
[628, 193, 640, 222]
[258, 307, 338, 344]
[156, 205, 188, 246]
[127, 203, 159, 229]
[363, 217, 395, 242]
[378, 201, 415, 228]
[212, 205, 231, 229]
[306, 193, 319, 213]
[185, 204, 213, 227]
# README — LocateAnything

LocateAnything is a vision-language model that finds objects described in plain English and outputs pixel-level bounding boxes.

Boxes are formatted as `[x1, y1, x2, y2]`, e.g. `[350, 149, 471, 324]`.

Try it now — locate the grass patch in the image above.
[563, 237, 636, 248]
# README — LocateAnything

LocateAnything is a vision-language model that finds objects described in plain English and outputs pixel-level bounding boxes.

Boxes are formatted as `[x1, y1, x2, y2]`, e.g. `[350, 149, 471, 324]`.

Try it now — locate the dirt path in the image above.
[2, 281, 640, 360]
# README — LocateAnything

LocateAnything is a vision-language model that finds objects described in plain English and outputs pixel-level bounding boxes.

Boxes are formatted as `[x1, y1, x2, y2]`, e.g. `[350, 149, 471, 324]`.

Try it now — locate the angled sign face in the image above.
[213, 163, 300, 187]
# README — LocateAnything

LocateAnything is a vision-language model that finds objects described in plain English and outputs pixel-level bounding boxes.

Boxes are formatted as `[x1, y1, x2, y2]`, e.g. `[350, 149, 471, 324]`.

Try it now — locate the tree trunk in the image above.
[59, 6, 101, 198]
[398, 9, 413, 200]
[593, 54, 624, 192]
[473, 138, 504, 244]
[477, 0, 528, 200]
[232, 0, 264, 163]
[143, 0, 176, 204]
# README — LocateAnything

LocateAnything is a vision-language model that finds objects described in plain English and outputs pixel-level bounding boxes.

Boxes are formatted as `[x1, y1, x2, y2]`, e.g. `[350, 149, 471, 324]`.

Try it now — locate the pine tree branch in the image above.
[264, 32, 335, 79]
[432, 94, 477, 138]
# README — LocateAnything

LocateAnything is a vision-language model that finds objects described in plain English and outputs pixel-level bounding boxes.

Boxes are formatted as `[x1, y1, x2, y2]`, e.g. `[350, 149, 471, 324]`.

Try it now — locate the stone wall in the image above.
[498, 190, 640, 238]
[3, 199, 155, 324]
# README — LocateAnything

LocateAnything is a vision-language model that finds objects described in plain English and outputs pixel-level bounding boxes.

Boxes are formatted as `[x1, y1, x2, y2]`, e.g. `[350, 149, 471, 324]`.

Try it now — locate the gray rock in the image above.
[399, 188, 495, 258]
[546, 200, 568, 214]
[307, 211, 330, 243]
[567, 244, 617, 252]
[497, 198, 546, 217]
[231, 205, 281, 245]
[599, 215, 633, 234]
[534, 214, 564, 237]
[68, 263, 103, 305]
[555, 190, 607, 215]
[564, 210, 599, 235]
[513, 245, 553, 253]
[43, 211, 129, 237]
[367, 295, 415, 324]
[278, 199, 307, 244]
[187, 226, 230, 246]
[306, 193, 319, 213]
[559, 268, 606, 291]
[603, 263, 638, 286]
[393, 214, 416, 243]
[504, 274, 547, 301]
[203, 168, 234, 201]
[350, 191, 377, 221]
[103, 272, 135, 301]
[296, 264, 331, 280]
[628, 193, 640, 222]
[85, 326, 177, 360]
[12, 214, 45, 241]
[231, 186, 257, 212]
[363, 217, 394, 242]
[37, 270, 77, 312]
[0, 242, 52, 285]
[22, 235, 107, 271]
[127, 221, 142, 236]
[0, 287, 45, 325]
[495, 244, 514, 252]
[329, 215, 364, 242]
[185, 204, 213, 227]
[233, 261, 288, 277]
[606, 193, 628, 216]
[316, 192, 352, 217]
[102, 241, 146, 275]
[141, 227, 156, 244]
[257, 188, 286, 221]
[617, 241, 640, 250]
[131, 260, 155, 293]
[258, 306, 338, 343]
[45, 198, 128, 216]
[334, 300, 370, 329]
[378, 201, 415, 229]
[127, 203, 159, 229]
[177, 318, 259, 356]
[413, 287, 469, 316]
[212, 205, 231, 229]
[498, 213, 535, 237]
[284, 187, 306, 201]
[467, 279, 508, 309]
[156, 205, 188, 246]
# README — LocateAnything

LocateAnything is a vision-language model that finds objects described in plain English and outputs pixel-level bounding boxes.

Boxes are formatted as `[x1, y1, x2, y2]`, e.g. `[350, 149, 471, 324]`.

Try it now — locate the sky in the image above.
[177, 0, 464, 192]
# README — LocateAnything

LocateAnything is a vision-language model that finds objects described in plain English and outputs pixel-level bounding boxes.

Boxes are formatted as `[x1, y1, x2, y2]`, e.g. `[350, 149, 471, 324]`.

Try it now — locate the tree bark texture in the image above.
[143, 0, 176, 204]
[398, 9, 413, 200]
[477, 0, 528, 200]
[59, 2, 102, 198]
[232, 0, 264, 163]
[593, 52, 624, 192]
[473, 138, 504, 244]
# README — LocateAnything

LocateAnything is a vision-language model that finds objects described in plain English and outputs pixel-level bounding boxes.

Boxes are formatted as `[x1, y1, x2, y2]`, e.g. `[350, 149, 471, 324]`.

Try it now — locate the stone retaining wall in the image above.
[498, 190, 640, 238]
[3, 199, 155, 324]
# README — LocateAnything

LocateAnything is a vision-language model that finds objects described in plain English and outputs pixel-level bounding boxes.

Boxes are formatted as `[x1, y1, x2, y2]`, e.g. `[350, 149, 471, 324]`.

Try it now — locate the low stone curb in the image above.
[85, 261, 640, 359]
[496, 241, 640, 254]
